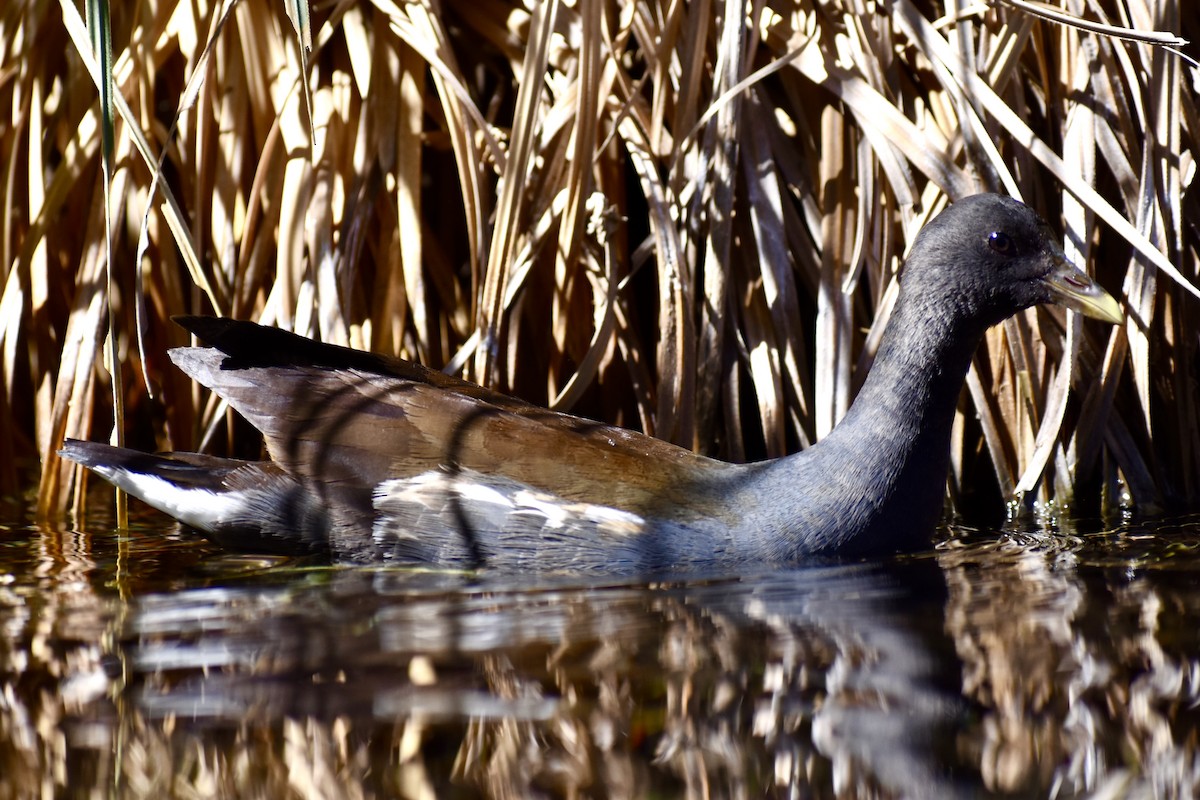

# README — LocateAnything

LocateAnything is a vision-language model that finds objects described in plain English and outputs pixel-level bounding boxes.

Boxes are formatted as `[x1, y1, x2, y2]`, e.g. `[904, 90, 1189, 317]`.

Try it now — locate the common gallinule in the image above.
[61, 194, 1122, 571]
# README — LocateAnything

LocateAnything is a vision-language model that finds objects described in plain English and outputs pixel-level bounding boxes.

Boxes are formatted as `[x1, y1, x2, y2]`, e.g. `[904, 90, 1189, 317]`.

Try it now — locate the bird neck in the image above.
[752, 286, 989, 555]
[839, 287, 984, 461]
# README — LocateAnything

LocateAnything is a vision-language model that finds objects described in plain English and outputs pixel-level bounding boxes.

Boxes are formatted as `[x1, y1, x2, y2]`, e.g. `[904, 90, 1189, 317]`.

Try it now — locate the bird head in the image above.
[904, 193, 1123, 329]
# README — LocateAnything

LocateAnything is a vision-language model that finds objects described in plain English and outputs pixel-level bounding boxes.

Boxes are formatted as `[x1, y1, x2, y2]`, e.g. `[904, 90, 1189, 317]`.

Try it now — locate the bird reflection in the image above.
[111, 560, 979, 797]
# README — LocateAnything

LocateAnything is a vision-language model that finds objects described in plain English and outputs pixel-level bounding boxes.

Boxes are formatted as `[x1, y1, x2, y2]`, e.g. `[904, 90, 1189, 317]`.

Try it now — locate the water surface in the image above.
[3, 498, 1199, 798]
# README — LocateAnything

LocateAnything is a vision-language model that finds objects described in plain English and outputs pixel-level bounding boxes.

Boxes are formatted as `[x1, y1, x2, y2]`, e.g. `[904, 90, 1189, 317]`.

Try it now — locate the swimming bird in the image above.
[60, 194, 1122, 572]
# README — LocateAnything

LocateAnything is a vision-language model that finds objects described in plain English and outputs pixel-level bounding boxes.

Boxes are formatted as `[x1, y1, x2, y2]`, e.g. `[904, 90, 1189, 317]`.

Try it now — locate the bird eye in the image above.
[988, 231, 1014, 255]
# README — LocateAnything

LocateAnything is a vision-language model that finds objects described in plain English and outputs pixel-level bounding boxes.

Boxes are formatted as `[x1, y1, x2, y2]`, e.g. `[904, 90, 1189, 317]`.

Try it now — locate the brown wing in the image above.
[169, 347, 742, 525]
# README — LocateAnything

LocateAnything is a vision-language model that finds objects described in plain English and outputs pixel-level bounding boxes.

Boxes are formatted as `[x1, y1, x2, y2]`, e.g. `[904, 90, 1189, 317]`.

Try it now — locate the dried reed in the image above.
[1, 0, 1196, 521]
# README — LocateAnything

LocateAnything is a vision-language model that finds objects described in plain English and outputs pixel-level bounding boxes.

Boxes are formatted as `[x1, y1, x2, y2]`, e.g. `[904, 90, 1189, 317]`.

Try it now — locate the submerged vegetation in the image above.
[0, 0, 1196, 522]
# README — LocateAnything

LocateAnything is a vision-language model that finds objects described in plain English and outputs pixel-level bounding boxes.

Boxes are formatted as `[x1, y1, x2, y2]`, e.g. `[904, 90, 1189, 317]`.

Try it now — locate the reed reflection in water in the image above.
[2, 513, 1200, 798]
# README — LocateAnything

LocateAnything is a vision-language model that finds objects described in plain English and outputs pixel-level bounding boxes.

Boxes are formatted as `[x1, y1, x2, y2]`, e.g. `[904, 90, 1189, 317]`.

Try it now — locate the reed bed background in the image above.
[1, 0, 1197, 524]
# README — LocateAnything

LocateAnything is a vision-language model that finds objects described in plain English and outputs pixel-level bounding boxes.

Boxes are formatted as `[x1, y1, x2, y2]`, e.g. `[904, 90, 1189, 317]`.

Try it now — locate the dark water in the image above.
[3, 496, 1200, 799]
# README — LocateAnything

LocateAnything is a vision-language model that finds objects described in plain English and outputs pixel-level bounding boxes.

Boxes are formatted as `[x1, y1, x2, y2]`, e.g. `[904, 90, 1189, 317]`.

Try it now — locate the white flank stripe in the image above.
[375, 471, 645, 536]
[453, 480, 516, 509]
